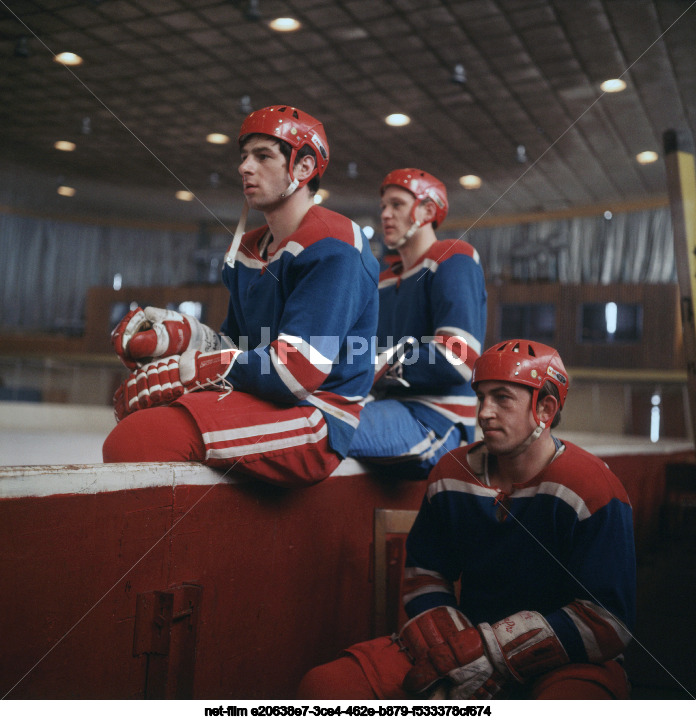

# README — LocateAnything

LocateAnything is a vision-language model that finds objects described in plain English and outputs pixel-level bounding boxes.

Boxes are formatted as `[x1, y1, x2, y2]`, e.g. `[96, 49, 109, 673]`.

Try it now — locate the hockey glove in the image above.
[478, 610, 569, 683]
[111, 306, 221, 369]
[113, 348, 239, 421]
[399, 607, 569, 699]
[399, 606, 507, 700]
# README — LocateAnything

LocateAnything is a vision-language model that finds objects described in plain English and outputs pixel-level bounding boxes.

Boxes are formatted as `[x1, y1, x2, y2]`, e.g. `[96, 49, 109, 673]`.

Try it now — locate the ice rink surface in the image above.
[1, 401, 693, 467]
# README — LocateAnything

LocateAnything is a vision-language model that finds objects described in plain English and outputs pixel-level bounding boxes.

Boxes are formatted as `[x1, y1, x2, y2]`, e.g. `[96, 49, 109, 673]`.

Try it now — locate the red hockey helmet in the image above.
[381, 168, 448, 228]
[472, 339, 569, 414]
[238, 105, 329, 192]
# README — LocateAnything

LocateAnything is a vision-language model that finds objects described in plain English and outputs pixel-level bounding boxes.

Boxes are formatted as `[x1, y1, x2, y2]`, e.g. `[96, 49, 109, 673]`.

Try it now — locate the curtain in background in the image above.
[462, 206, 676, 285]
[0, 206, 677, 333]
[0, 214, 197, 333]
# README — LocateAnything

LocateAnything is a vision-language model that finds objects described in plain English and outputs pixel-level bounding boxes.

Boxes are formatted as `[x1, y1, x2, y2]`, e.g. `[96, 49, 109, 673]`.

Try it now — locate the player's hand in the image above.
[372, 337, 415, 391]
[111, 306, 220, 369]
[398, 606, 508, 700]
[113, 348, 239, 421]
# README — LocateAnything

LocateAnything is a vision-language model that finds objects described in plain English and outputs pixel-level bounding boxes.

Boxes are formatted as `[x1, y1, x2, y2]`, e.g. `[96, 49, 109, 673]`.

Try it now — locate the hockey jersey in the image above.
[403, 441, 636, 665]
[179, 205, 379, 458]
[376, 239, 487, 440]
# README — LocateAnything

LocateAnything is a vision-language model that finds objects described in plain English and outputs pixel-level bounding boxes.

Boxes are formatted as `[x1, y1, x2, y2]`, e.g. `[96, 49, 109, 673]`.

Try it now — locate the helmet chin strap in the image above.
[224, 199, 250, 268]
[227, 162, 314, 266]
[280, 177, 300, 198]
[499, 420, 545, 459]
[388, 199, 427, 249]
[388, 220, 420, 249]
[501, 390, 548, 458]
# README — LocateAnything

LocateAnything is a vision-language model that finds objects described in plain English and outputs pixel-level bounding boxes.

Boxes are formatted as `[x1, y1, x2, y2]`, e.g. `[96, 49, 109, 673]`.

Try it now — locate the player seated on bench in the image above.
[103, 105, 379, 487]
[348, 168, 487, 479]
[299, 340, 636, 699]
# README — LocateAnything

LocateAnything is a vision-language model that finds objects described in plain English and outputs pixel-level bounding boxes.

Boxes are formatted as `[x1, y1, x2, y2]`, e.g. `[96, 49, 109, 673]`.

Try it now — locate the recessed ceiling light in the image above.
[269, 17, 301, 32]
[175, 190, 195, 201]
[54, 140, 76, 152]
[600, 78, 626, 93]
[636, 150, 659, 165]
[459, 175, 482, 189]
[54, 52, 83, 66]
[385, 113, 410, 127]
[314, 189, 330, 204]
[57, 185, 76, 197]
[207, 133, 230, 145]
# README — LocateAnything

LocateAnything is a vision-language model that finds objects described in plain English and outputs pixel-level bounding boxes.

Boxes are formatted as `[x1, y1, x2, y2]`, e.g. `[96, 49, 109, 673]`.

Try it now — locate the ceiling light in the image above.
[269, 17, 301, 32]
[81, 117, 91, 135]
[347, 161, 359, 179]
[176, 190, 194, 201]
[385, 113, 410, 127]
[54, 52, 83, 66]
[54, 140, 76, 152]
[459, 175, 482, 189]
[207, 133, 230, 144]
[57, 185, 76, 197]
[314, 189, 330, 204]
[636, 150, 658, 164]
[515, 144, 527, 164]
[600, 78, 626, 93]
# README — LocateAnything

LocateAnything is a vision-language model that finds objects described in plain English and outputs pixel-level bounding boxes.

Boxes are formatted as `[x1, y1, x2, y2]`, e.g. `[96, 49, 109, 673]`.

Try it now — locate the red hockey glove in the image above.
[479, 610, 569, 683]
[398, 606, 507, 700]
[113, 348, 239, 421]
[111, 306, 221, 369]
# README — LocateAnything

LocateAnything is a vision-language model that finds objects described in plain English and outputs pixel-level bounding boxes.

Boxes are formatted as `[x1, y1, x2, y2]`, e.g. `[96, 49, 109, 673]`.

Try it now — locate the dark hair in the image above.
[538, 380, 562, 428]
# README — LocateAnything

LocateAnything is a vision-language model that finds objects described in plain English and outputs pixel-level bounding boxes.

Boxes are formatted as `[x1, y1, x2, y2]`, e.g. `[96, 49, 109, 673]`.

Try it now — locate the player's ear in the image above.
[294, 153, 316, 182]
[414, 199, 437, 226]
[537, 394, 559, 426]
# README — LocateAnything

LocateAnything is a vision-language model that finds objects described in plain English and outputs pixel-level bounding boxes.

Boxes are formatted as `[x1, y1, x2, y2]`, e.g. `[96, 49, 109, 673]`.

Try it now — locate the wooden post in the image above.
[664, 129, 696, 444]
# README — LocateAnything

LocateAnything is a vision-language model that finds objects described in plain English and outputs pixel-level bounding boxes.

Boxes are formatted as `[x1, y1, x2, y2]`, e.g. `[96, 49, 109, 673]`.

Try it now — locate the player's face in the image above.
[475, 381, 537, 455]
[380, 186, 416, 249]
[238, 136, 290, 211]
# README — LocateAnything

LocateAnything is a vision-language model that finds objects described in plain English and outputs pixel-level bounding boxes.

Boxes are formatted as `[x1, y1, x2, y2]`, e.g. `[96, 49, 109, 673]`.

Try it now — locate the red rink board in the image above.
[0, 462, 427, 699]
[1, 440, 693, 700]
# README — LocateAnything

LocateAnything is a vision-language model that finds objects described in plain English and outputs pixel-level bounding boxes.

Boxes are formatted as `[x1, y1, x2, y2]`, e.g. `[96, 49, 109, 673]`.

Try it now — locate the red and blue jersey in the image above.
[377, 239, 487, 441]
[403, 441, 636, 665]
[181, 205, 379, 459]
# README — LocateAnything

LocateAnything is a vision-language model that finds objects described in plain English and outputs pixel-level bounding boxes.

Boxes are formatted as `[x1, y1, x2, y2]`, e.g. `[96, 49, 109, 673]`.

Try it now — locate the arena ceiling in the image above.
[1, 0, 695, 230]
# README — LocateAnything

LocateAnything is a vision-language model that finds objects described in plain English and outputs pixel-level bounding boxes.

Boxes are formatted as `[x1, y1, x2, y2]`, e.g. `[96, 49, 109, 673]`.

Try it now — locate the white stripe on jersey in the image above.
[278, 333, 334, 370]
[435, 326, 482, 356]
[402, 584, 454, 606]
[270, 345, 309, 399]
[351, 221, 363, 252]
[563, 600, 632, 662]
[427, 475, 498, 501]
[308, 393, 361, 429]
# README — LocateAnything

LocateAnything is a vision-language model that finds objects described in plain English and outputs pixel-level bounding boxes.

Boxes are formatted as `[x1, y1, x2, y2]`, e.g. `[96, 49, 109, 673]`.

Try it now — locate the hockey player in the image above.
[103, 105, 379, 486]
[299, 340, 636, 699]
[347, 168, 487, 477]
